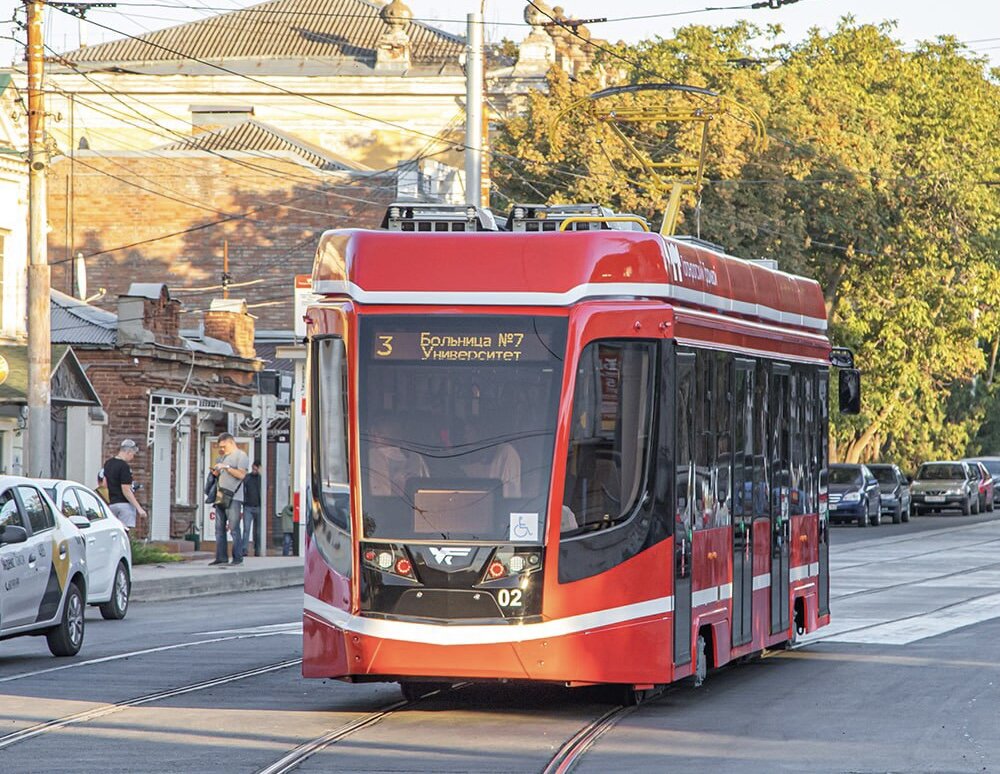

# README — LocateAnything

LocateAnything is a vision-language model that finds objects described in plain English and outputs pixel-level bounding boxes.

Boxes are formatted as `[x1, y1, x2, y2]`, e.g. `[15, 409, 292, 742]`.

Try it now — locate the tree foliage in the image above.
[493, 21, 1000, 470]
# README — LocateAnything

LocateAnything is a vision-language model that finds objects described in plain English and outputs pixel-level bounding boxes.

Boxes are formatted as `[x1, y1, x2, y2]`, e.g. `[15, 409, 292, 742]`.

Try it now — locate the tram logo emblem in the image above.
[663, 242, 684, 283]
[429, 547, 472, 566]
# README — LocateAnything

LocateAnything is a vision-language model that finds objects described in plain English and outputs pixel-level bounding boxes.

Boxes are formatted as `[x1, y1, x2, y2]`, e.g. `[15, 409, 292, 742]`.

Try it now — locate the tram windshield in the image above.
[357, 315, 568, 542]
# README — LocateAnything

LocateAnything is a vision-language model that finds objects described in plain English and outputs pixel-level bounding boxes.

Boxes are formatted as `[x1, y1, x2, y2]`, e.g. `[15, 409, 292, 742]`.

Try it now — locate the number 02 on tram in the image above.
[301, 203, 858, 693]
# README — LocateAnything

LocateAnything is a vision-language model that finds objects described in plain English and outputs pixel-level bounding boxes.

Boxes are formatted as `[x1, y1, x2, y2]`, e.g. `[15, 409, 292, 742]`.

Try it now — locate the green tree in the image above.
[493, 20, 1000, 470]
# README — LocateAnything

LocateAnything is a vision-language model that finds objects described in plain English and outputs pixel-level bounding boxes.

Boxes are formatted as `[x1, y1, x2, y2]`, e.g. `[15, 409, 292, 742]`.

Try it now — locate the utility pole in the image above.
[26, 0, 51, 477]
[464, 11, 483, 208]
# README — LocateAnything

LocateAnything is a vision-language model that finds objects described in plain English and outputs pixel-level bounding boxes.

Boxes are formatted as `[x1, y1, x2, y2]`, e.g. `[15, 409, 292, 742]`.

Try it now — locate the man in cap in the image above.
[103, 439, 146, 531]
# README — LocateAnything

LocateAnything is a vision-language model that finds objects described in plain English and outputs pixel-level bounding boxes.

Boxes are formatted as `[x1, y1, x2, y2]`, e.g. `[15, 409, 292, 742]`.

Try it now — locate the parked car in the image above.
[910, 461, 977, 516]
[967, 457, 1000, 506]
[0, 476, 88, 656]
[963, 460, 995, 514]
[828, 464, 882, 527]
[867, 464, 911, 524]
[38, 479, 133, 620]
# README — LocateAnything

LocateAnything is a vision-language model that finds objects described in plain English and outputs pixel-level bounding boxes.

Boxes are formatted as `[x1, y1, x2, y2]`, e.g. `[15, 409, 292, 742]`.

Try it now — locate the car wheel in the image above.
[973, 496, 981, 515]
[857, 510, 868, 527]
[47, 582, 85, 657]
[870, 498, 881, 526]
[99, 562, 130, 620]
[902, 502, 911, 523]
[962, 497, 972, 516]
[892, 503, 902, 524]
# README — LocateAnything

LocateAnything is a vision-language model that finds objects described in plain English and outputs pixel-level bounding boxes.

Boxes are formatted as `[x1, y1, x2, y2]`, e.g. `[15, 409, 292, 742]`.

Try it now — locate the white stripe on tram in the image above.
[304, 593, 674, 646]
[312, 280, 829, 332]
[753, 573, 771, 591]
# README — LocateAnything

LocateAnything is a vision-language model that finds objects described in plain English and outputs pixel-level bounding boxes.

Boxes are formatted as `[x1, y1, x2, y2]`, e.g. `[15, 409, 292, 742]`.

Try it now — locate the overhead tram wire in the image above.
[70, 1, 766, 26]
[42, 8, 671, 197]
[34, 48, 418, 199]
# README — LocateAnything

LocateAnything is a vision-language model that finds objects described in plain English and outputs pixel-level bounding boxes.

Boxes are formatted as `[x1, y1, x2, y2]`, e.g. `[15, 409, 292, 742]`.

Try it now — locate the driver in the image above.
[367, 415, 429, 496]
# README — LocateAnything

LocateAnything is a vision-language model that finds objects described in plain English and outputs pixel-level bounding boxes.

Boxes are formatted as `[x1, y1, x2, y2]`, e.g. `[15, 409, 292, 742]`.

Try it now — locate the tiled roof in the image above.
[160, 120, 366, 171]
[59, 0, 464, 69]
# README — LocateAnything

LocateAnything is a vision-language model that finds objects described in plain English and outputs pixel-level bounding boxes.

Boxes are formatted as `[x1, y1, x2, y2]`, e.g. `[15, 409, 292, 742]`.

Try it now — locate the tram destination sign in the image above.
[372, 327, 554, 363]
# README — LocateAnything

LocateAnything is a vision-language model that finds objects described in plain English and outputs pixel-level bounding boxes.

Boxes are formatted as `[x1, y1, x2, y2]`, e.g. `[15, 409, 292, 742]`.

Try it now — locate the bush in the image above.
[130, 540, 183, 565]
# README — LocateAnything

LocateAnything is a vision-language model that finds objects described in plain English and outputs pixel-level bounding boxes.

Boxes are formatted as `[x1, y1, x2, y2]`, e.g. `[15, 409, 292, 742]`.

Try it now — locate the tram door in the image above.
[818, 372, 831, 617]
[731, 360, 755, 646]
[673, 353, 695, 665]
[770, 365, 791, 635]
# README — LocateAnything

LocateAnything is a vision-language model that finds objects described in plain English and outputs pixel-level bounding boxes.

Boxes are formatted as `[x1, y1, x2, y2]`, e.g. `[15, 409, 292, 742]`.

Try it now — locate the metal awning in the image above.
[147, 390, 252, 446]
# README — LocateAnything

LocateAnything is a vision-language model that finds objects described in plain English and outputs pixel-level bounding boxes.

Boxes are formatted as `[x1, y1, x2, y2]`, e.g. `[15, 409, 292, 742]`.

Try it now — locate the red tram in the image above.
[302, 203, 849, 697]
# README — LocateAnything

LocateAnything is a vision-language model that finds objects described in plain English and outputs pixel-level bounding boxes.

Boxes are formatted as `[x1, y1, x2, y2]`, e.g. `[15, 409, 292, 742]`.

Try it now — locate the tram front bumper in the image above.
[302, 604, 672, 685]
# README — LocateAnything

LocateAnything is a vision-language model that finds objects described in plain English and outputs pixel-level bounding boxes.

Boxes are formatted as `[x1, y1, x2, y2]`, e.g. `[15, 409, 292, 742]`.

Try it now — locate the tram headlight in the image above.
[377, 551, 394, 570]
[513, 206, 526, 220]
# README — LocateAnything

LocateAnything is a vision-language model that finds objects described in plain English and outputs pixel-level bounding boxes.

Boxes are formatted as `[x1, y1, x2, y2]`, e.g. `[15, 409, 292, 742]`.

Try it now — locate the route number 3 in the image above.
[376, 335, 393, 357]
[497, 589, 522, 607]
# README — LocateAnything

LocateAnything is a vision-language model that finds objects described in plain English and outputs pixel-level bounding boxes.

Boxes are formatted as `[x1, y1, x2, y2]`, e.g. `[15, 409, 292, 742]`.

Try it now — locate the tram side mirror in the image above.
[830, 347, 855, 369]
[838, 369, 862, 415]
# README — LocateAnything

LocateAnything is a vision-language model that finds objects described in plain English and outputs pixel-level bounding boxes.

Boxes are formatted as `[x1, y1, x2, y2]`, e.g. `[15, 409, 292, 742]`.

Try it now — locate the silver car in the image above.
[910, 461, 976, 516]
[0, 476, 88, 656]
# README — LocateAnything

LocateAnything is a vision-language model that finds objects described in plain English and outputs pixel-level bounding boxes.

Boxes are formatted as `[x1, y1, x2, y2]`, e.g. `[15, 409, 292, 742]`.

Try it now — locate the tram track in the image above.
[253, 683, 467, 774]
[0, 657, 301, 751]
[541, 703, 638, 774]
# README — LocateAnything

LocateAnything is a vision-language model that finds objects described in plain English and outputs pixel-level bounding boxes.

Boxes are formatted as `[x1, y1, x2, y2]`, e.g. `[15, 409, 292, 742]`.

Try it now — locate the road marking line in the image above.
[0, 631, 292, 684]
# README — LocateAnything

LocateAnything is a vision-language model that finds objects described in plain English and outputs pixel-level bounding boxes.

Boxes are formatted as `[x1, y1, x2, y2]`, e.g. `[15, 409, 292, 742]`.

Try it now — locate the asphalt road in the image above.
[2, 513, 999, 773]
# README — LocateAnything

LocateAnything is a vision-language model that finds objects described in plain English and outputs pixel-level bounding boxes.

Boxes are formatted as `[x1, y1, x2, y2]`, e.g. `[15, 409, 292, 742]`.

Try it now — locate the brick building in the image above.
[46, 149, 394, 330]
[51, 284, 262, 543]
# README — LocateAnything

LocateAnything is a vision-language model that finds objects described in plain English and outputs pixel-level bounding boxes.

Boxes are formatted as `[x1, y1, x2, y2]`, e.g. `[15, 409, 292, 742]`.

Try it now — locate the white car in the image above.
[1, 476, 89, 656]
[38, 479, 133, 620]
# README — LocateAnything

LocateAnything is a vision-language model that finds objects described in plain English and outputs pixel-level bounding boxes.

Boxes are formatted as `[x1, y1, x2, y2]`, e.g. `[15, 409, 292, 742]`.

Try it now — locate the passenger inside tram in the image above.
[457, 419, 522, 498]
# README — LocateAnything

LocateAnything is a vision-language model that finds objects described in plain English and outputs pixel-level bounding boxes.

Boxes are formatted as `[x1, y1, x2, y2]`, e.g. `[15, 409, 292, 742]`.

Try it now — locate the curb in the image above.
[131, 565, 304, 603]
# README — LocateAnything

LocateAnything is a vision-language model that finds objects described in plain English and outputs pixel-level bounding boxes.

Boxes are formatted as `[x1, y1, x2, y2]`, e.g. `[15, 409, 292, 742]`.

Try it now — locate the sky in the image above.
[0, 0, 997, 66]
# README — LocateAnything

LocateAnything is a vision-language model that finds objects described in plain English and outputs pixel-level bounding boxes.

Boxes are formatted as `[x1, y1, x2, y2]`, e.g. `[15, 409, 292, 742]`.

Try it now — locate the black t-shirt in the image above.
[243, 472, 261, 507]
[104, 457, 134, 505]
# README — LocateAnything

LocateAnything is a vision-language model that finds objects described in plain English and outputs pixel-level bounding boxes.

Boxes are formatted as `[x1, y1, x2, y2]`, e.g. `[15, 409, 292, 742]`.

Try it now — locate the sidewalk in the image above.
[131, 555, 304, 602]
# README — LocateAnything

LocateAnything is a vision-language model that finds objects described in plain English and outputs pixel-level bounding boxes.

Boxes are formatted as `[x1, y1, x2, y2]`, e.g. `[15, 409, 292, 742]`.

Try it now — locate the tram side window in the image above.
[754, 362, 770, 519]
[713, 352, 732, 528]
[693, 353, 712, 529]
[313, 337, 351, 531]
[562, 340, 656, 533]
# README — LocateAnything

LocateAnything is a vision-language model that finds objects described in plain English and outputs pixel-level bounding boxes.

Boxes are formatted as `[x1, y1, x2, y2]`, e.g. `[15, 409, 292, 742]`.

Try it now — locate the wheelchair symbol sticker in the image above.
[509, 512, 539, 542]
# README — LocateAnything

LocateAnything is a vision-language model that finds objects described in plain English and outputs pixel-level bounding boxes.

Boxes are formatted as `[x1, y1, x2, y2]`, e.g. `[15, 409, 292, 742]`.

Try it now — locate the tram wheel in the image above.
[399, 681, 443, 702]
[693, 634, 708, 688]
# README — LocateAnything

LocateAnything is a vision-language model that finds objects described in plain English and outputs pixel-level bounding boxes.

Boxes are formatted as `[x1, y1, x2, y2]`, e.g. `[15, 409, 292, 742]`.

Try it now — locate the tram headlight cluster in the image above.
[362, 543, 417, 581]
[480, 547, 543, 585]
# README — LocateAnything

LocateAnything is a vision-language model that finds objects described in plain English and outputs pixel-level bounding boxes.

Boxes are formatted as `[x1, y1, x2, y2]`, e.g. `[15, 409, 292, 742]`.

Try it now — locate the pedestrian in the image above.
[96, 468, 110, 504]
[242, 461, 262, 557]
[279, 502, 294, 556]
[209, 433, 250, 566]
[103, 439, 147, 532]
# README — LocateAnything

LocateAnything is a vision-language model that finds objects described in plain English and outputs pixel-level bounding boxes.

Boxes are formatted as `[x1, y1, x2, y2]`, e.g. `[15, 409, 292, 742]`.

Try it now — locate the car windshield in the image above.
[830, 467, 862, 486]
[356, 315, 567, 542]
[918, 464, 964, 481]
[869, 467, 897, 485]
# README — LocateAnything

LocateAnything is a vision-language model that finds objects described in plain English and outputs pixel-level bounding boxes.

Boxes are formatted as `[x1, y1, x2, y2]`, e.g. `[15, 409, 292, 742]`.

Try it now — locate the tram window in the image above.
[804, 372, 815, 514]
[771, 368, 790, 519]
[713, 352, 732, 528]
[357, 315, 567, 542]
[561, 340, 656, 534]
[676, 354, 695, 536]
[790, 372, 804, 516]
[754, 362, 770, 519]
[733, 363, 754, 520]
[313, 337, 351, 531]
